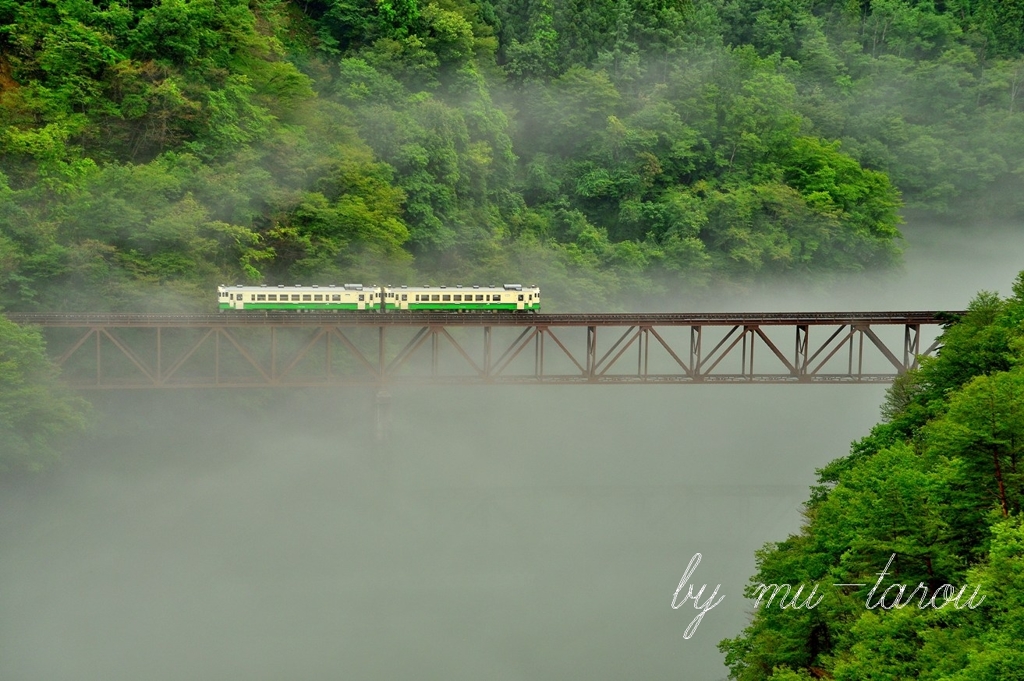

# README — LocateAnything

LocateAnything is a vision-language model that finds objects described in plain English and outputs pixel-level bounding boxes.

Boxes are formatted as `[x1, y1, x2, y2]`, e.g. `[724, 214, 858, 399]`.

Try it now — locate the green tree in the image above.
[0, 314, 88, 473]
[722, 274, 1024, 680]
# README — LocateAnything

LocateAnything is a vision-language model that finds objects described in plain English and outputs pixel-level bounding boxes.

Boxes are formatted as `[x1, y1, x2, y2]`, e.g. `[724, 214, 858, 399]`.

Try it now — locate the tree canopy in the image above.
[720, 272, 1024, 680]
[3, 0, 1019, 309]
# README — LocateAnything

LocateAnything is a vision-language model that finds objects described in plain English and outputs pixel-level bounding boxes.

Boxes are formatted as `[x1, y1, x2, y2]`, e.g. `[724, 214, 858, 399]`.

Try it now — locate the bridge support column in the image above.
[690, 326, 702, 381]
[483, 326, 492, 377]
[905, 324, 921, 371]
[586, 326, 596, 380]
[795, 324, 808, 378]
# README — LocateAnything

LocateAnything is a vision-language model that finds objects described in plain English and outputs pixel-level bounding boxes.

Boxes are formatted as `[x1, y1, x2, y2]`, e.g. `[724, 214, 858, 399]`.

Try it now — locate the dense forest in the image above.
[1, 0, 1022, 313]
[721, 274, 1024, 680]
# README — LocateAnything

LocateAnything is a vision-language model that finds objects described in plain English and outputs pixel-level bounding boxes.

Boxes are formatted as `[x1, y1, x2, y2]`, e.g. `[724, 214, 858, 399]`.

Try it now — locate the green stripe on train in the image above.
[219, 303, 368, 310]
[402, 303, 538, 311]
[218, 302, 541, 311]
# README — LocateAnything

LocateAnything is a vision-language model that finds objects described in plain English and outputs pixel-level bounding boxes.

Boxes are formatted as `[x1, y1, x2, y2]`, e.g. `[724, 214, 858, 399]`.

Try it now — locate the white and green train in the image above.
[218, 283, 541, 312]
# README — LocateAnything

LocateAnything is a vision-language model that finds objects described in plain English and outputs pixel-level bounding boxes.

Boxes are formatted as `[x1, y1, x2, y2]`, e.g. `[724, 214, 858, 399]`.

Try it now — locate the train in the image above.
[217, 283, 541, 312]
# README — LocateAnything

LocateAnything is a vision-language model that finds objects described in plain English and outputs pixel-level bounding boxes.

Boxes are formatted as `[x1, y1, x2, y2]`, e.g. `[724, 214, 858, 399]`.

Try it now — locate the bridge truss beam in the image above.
[8, 312, 956, 389]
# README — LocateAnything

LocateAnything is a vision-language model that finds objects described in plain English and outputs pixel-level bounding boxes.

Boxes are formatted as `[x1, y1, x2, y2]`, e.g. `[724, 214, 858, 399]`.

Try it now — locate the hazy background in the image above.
[1, 221, 1022, 681]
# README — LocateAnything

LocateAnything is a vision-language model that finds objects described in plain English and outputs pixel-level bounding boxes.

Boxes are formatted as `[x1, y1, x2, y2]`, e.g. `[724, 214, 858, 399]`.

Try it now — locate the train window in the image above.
[492, 294, 501, 301]
[332, 294, 341, 301]
[314, 294, 323, 301]
[401, 294, 407, 301]
[257, 294, 266, 301]
[270, 294, 278, 301]
[430, 294, 438, 301]
[303, 294, 311, 301]
[475, 294, 484, 301]
[518, 294, 524, 301]
[453, 294, 461, 301]
[442, 295, 450, 301]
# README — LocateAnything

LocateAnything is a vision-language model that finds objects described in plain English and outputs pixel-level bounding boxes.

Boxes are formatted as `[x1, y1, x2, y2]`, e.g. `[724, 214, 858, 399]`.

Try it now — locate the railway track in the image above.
[6, 310, 962, 327]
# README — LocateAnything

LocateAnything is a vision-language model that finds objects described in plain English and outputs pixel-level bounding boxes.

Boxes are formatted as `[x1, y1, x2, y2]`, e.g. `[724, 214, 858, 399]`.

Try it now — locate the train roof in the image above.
[218, 283, 539, 291]
[218, 283, 379, 290]
[380, 284, 538, 291]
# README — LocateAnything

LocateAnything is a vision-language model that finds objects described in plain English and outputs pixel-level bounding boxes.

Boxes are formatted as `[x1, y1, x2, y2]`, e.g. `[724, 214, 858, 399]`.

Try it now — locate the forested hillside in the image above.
[2, 0, 1021, 311]
[721, 274, 1024, 681]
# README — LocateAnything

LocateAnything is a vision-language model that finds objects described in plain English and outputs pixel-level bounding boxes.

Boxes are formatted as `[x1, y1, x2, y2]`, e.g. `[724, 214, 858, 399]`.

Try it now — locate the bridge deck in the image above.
[7, 310, 959, 327]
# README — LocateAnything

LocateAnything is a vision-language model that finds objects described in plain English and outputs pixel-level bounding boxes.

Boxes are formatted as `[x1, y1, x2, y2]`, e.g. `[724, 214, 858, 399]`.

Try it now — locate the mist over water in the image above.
[675, 221, 1024, 313]
[1, 221, 1022, 680]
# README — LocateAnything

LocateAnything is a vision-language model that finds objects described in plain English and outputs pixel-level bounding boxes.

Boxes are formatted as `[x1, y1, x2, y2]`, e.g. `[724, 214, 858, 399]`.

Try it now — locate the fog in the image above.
[1, 221, 1022, 681]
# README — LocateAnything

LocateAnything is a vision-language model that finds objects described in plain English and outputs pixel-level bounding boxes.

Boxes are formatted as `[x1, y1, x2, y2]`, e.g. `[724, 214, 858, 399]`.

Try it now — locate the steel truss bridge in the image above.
[7, 311, 958, 389]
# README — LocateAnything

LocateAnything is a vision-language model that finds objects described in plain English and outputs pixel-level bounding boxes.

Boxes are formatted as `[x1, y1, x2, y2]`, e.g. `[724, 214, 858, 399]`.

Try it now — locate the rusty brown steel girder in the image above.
[8, 311, 954, 327]
[7, 311, 960, 389]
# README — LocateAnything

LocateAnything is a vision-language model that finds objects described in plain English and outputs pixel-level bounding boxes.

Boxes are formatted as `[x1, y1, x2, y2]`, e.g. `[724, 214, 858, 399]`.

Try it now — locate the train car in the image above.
[383, 284, 540, 312]
[218, 283, 540, 312]
[218, 284, 381, 311]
